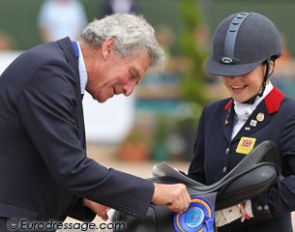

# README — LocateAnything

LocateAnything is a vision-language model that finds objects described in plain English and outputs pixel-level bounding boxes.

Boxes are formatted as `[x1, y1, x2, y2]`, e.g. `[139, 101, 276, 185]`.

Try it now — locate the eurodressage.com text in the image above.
[7, 219, 126, 231]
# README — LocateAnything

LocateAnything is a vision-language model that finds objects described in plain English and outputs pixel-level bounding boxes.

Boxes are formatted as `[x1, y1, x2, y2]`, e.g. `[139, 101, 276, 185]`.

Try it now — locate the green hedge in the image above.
[1, 0, 295, 55]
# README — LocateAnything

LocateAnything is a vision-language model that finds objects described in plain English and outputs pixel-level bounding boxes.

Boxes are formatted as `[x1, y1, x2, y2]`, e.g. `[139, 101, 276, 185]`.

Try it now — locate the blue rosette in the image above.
[174, 196, 214, 232]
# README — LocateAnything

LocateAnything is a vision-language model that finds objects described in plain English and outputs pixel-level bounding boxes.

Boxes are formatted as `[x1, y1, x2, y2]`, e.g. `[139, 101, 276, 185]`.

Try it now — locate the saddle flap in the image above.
[112, 140, 281, 232]
[215, 163, 278, 210]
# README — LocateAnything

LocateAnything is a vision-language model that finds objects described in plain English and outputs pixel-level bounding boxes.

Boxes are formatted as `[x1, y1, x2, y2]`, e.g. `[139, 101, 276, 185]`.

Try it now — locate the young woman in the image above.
[188, 12, 295, 232]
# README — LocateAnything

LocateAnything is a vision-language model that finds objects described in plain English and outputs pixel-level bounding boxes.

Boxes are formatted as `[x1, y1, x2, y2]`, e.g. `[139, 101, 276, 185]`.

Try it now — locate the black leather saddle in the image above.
[112, 140, 281, 232]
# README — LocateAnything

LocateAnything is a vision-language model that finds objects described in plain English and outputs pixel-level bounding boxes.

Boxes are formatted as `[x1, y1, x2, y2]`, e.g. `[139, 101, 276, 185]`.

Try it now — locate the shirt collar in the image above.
[76, 41, 88, 95]
[234, 82, 274, 121]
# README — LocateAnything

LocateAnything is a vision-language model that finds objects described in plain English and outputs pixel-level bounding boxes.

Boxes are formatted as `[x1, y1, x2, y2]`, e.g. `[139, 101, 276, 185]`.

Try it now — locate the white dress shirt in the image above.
[231, 82, 274, 140]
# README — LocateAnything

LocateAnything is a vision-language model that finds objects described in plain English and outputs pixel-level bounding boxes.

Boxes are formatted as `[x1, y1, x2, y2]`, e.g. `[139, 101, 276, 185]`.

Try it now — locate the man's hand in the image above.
[152, 183, 191, 213]
[84, 199, 110, 221]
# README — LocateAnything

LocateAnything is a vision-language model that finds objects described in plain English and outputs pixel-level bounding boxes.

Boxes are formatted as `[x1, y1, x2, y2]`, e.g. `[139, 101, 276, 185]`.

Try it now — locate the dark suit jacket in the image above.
[188, 87, 295, 232]
[0, 37, 154, 222]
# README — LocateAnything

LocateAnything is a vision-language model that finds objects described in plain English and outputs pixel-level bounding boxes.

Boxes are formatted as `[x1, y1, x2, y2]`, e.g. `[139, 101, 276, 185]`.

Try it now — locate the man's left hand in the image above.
[84, 199, 110, 221]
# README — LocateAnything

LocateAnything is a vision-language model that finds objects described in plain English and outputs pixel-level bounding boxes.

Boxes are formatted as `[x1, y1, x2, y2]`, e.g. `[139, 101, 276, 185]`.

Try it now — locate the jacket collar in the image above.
[224, 86, 284, 114]
[56, 37, 86, 148]
[223, 87, 285, 142]
[264, 87, 285, 114]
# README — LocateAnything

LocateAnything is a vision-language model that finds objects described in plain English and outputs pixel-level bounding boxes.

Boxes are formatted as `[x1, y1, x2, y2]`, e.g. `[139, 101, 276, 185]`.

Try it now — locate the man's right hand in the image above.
[151, 183, 191, 213]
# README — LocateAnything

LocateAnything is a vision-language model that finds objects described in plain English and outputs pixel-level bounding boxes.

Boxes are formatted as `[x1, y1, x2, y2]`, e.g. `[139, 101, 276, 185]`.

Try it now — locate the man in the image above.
[0, 13, 190, 231]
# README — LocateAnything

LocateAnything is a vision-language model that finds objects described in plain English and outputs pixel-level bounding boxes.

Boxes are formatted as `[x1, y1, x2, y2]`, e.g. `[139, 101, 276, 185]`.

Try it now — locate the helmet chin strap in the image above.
[241, 59, 270, 104]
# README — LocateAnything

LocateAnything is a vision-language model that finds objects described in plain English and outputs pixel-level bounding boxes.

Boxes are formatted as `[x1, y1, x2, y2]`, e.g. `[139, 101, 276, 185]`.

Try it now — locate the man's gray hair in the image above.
[80, 13, 164, 68]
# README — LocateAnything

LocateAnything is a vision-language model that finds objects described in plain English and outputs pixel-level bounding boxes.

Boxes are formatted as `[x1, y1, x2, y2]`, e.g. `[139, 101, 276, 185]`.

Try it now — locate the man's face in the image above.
[86, 50, 150, 103]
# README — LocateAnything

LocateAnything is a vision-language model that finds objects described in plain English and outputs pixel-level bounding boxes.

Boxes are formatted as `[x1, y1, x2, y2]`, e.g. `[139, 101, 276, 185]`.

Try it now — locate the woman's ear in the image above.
[269, 60, 275, 76]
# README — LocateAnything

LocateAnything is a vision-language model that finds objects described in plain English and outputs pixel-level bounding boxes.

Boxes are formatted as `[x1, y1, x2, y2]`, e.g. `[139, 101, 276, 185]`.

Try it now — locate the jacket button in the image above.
[263, 205, 269, 210]
[222, 167, 227, 173]
[257, 205, 263, 211]
[225, 148, 230, 155]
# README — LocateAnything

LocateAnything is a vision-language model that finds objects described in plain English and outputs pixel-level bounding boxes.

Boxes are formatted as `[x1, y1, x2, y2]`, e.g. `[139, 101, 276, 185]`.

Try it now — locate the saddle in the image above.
[112, 140, 281, 232]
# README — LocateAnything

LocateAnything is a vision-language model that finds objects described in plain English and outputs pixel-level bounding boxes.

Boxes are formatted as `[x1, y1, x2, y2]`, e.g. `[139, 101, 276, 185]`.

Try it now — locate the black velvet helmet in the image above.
[206, 12, 282, 76]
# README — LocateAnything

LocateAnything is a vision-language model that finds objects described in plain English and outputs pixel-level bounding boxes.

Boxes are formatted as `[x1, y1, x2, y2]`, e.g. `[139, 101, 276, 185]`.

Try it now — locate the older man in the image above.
[0, 13, 190, 231]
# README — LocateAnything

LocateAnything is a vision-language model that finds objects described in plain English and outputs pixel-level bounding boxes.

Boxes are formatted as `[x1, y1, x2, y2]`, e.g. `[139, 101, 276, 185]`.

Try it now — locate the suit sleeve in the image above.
[16, 63, 154, 220]
[68, 198, 96, 222]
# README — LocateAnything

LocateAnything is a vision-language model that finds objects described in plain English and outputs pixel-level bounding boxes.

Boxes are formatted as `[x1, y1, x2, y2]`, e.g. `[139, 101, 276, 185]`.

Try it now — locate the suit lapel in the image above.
[76, 96, 86, 148]
[223, 99, 234, 143]
[57, 38, 86, 148]
[222, 87, 285, 144]
[231, 87, 284, 143]
[231, 102, 270, 142]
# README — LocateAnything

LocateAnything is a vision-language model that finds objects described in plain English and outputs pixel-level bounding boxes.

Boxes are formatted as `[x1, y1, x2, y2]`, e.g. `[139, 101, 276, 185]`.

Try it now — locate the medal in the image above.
[256, 113, 264, 122]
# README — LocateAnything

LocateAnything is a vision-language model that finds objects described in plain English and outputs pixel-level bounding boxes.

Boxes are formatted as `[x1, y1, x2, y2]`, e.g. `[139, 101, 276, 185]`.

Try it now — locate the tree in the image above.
[178, 0, 211, 108]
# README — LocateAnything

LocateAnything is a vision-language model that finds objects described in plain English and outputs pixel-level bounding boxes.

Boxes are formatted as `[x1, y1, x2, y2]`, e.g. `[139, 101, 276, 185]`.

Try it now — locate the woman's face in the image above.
[221, 64, 266, 103]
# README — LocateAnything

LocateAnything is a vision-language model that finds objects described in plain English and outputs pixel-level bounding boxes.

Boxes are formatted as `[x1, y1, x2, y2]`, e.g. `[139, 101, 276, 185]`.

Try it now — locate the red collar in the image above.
[224, 87, 284, 114]
[224, 99, 233, 111]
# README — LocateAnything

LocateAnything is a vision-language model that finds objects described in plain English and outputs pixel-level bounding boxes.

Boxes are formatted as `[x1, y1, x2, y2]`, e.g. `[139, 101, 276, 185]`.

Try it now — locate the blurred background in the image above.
[1, 0, 295, 173]
[1, 0, 295, 184]
[1, 0, 295, 229]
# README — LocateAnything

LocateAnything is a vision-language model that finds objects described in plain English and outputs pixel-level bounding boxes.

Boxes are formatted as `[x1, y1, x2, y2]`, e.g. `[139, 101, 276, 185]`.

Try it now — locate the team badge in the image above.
[250, 119, 257, 127]
[174, 196, 214, 232]
[236, 137, 256, 155]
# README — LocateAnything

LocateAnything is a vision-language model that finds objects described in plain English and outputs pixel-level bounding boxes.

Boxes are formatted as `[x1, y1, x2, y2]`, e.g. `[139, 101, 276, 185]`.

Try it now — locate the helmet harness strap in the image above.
[258, 58, 270, 97]
[242, 58, 271, 104]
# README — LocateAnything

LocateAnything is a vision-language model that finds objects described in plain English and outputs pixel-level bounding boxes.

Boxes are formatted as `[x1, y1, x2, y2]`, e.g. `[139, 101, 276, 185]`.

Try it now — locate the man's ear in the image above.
[102, 38, 115, 60]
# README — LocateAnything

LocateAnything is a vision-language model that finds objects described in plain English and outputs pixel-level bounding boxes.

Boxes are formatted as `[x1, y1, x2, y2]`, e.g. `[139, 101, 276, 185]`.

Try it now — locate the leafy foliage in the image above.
[178, 0, 211, 107]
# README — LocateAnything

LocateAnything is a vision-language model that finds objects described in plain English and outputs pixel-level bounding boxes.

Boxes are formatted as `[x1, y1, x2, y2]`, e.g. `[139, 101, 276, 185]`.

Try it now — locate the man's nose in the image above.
[123, 83, 136, 96]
